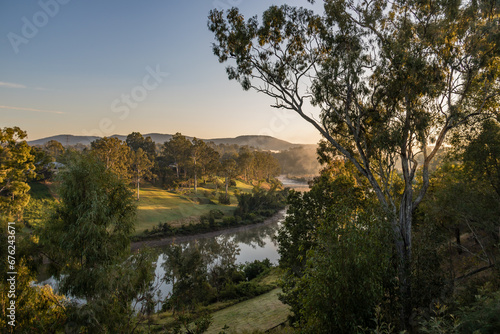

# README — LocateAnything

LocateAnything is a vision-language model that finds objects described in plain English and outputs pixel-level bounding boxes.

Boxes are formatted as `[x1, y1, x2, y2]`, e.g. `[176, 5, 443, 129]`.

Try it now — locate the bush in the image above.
[234, 189, 286, 220]
[218, 193, 231, 205]
[458, 288, 500, 334]
[209, 209, 224, 219]
[219, 281, 272, 301]
[243, 259, 272, 281]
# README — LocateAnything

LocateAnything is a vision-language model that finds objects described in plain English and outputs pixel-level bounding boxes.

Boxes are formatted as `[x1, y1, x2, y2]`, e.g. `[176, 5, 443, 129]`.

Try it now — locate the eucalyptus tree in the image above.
[191, 138, 206, 193]
[0, 127, 35, 220]
[191, 138, 220, 192]
[130, 148, 154, 200]
[209, 0, 500, 326]
[252, 151, 281, 182]
[44, 139, 65, 161]
[126, 132, 157, 160]
[221, 155, 238, 197]
[162, 132, 192, 179]
[90, 136, 131, 179]
[237, 146, 254, 182]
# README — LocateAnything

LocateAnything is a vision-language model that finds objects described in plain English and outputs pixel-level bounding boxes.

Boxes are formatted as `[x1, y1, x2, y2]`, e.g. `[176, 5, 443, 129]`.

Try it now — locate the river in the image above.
[37, 209, 285, 310]
[39, 176, 309, 309]
[148, 209, 285, 309]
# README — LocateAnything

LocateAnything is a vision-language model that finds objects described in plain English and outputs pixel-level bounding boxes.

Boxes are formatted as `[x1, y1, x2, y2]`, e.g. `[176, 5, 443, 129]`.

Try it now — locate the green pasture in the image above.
[205, 288, 290, 334]
[135, 180, 254, 234]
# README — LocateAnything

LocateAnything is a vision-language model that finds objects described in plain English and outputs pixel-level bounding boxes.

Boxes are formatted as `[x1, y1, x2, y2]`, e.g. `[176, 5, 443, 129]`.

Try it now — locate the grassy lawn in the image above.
[135, 181, 254, 234]
[205, 288, 290, 334]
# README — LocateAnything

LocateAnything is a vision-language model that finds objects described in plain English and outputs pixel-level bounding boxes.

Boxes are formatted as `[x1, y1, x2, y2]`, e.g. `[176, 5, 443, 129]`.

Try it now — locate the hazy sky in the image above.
[0, 0, 323, 144]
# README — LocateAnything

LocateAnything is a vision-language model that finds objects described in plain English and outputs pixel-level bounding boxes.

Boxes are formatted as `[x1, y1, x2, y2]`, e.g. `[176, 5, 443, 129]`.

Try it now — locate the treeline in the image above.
[31, 132, 282, 199]
[272, 145, 320, 176]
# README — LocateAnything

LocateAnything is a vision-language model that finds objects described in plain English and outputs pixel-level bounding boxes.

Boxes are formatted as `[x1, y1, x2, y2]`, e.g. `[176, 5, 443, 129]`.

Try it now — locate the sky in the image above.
[0, 0, 323, 144]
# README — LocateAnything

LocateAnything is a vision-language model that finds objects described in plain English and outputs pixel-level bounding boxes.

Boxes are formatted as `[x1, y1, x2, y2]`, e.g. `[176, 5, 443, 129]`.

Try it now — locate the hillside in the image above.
[208, 135, 302, 151]
[28, 133, 312, 151]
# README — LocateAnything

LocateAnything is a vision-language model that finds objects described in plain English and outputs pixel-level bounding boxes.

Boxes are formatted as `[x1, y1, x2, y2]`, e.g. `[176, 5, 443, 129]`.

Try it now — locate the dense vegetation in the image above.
[208, 0, 500, 332]
[3, 117, 499, 333]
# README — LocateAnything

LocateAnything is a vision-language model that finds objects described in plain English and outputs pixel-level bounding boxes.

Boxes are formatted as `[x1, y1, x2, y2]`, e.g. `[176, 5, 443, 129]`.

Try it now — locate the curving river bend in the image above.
[40, 176, 309, 308]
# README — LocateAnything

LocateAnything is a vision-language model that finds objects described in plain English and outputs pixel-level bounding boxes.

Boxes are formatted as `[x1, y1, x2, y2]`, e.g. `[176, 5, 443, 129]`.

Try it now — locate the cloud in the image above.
[0, 81, 27, 89]
[0, 105, 65, 115]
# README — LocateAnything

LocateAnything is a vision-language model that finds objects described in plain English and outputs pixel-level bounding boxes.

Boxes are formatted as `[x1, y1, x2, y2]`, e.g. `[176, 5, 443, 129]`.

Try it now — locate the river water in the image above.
[38, 210, 285, 308]
[149, 210, 285, 308]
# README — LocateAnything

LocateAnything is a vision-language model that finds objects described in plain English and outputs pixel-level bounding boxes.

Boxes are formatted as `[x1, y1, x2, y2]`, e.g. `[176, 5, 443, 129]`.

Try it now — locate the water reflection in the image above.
[151, 213, 284, 308]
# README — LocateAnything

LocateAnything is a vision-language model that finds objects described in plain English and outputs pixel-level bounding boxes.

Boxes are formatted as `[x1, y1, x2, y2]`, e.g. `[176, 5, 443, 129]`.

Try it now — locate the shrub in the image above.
[458, 288, 500, 334]
[218, 193, 231, 205]
[243, 259, 272, 281]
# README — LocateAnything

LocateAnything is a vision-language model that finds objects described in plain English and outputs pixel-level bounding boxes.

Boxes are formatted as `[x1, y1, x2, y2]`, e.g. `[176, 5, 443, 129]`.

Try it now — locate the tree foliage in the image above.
[130, 148, 154, 200]
[40, 153, 136, 299]
[44, 139, 65, 160]
[0, 261, 68, 333]
[162, 133, 193, 179]
[126, 131, 157, 160]
[0, 127, 35, 220]
[90, 136, 131, 178]
[277, 163, 394, 333]
[209, 0, 500, 326]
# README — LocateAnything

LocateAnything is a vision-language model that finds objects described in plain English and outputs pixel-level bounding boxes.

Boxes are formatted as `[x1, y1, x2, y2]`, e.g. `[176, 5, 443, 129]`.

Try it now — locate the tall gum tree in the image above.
[209, 0, 500, 327]
[0, 127, 35, 220]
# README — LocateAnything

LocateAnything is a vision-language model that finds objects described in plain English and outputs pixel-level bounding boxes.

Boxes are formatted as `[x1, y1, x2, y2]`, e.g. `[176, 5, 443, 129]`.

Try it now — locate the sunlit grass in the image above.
[205, 288, 290, 334]
[135, 181, 256, 234]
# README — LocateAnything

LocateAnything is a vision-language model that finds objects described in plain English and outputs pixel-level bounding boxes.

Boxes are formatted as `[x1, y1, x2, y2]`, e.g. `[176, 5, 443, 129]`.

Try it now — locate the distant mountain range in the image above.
[28, 134, 315, 151]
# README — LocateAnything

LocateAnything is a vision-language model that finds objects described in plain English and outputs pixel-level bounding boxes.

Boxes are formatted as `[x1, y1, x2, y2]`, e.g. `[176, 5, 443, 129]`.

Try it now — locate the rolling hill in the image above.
[28, 134, 312, 152]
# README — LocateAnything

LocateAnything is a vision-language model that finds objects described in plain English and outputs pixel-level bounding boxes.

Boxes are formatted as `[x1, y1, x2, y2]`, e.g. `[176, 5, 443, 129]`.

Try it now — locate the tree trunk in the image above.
[194, 170, 197, 193]
[194, 157, 197, 193]
[456, 227, 463, 254]
[225, 175, 229, 196]
[395, 189, 413, 330]
[137, 177, 140, 201]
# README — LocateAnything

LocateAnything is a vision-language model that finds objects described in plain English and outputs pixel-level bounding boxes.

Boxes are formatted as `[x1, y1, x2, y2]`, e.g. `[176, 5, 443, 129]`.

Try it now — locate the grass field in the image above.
[135, 180, 254, 234]
[205, 288, 290, 334]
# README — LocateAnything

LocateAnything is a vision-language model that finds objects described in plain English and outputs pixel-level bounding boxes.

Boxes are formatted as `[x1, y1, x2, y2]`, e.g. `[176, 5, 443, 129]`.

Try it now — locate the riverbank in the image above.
[131, 209, 286, 251]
